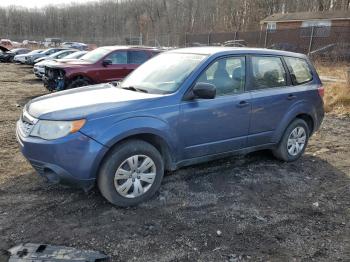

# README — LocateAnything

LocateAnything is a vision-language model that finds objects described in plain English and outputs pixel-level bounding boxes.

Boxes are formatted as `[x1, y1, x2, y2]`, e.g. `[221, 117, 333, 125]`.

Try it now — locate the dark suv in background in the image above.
[43, 46, 161, 91]
[0, 48, 31, 62]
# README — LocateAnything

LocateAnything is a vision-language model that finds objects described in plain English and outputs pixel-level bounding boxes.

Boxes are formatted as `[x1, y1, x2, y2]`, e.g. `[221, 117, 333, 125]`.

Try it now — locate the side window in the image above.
[106, 51, 127, 64]
[251, 56, 287, 89]
[284, 57, 313, 85]
[197, 56, 245, 96]
[128, 51, 149, 64]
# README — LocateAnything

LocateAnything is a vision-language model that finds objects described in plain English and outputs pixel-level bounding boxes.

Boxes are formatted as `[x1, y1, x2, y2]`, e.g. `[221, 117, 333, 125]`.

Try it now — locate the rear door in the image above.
[127, 50, 152, 74]
[247, 55, 298, 146]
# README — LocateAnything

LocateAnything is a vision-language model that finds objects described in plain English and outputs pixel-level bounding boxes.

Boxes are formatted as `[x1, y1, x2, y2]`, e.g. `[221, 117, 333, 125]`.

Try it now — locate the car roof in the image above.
[169, 47, 306, 58]
[99, 45, 160, 51]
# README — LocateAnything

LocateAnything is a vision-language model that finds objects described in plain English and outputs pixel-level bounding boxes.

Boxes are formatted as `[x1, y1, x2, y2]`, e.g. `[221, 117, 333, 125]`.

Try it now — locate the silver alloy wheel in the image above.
[287, 126, 307, 156]
[114, 155, 156, 199]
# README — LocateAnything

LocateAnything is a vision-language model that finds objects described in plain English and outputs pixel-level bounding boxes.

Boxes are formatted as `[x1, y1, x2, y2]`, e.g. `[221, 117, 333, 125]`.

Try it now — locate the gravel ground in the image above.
[0, 63, 349, 262]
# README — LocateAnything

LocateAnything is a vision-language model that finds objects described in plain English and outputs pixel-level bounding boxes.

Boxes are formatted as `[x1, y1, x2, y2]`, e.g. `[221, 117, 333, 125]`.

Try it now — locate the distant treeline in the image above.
[0, 0, 349, 45]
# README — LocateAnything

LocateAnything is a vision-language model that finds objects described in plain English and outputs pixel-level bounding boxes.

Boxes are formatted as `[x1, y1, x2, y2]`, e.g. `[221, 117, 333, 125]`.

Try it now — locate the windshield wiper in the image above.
[121, 86, 148, 93]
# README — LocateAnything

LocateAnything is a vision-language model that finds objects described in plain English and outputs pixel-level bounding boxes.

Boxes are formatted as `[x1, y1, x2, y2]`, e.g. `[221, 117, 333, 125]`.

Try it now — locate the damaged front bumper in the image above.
[43, 66, 67, 91]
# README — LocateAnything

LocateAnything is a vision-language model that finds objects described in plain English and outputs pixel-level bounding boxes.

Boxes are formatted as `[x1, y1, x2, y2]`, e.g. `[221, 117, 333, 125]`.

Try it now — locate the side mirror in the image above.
[192, 82, 216, 99]
[102, 59, 112, 67]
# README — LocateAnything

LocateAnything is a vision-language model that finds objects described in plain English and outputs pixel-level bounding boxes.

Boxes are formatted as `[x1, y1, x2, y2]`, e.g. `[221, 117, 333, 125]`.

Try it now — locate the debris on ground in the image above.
[7, 243, 109, 262]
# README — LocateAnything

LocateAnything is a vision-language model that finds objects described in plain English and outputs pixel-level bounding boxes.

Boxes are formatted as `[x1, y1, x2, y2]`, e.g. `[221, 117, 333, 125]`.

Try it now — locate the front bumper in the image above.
[14, 57, 26, 64]
[25, 57, 35, 65]
[33, 67, 44, 78]
[16, 121, 108, 190]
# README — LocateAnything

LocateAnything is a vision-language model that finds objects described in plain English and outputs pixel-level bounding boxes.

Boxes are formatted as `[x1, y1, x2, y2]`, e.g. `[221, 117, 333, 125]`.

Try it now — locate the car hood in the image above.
[47, 59, 93, 68]
[14, 54, 28, 58]
[26, 84, 163, 120]
[34, 60, 49, 66]
[35, 57, 48, 63]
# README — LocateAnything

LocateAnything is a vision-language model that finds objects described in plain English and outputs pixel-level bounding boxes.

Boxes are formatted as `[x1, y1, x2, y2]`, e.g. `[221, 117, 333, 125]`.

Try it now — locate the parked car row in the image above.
[33, 50, 88, 79]
[2, 44, 162, 93]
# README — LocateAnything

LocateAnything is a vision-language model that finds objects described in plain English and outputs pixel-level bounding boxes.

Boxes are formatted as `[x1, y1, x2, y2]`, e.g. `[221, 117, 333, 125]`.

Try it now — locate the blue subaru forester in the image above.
[16, 47, 324, 206]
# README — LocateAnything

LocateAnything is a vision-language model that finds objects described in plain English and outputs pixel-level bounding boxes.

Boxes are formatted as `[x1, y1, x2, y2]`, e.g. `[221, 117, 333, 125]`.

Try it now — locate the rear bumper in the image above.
[16, 121, 108, 190]
[312, 98, 325, 134]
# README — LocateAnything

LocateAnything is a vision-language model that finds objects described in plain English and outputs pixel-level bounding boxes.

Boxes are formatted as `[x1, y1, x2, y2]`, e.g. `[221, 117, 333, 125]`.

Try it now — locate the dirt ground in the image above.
[0, 63, 349, 262]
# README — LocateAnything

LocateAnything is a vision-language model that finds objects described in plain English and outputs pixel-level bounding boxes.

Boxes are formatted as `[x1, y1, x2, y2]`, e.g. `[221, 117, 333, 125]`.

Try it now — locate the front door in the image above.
[99, 50, 129, 82]
[179, 56, 251, 159]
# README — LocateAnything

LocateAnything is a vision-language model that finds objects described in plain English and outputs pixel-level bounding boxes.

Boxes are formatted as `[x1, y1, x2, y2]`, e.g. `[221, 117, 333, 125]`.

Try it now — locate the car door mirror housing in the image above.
[102, 59, 112, 67]
[192, 82, 216, 99]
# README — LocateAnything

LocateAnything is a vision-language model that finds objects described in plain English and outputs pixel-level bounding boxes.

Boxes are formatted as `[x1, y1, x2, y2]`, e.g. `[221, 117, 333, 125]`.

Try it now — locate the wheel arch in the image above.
[295, 113, 314, 135]
[67, 73, 94, 84]
[98, 132, 176, 173]
[272, 102, 316, 144]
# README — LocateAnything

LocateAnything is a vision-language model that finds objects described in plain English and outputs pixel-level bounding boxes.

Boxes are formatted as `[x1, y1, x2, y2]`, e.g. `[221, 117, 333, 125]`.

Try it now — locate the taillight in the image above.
[317, 85, 324, 98]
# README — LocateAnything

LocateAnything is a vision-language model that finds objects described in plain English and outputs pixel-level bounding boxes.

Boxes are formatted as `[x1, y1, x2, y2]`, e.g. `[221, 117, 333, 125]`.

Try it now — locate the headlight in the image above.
[30, 119, 86, 140]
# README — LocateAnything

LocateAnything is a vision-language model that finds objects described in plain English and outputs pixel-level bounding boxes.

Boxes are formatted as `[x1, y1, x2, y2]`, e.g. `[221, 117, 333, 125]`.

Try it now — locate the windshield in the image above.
[42, 49, 54, 55]
[64, 51, 87, 59]
[80, 48, 110, 62]
[120, 53, 207, 94]
[49, 50, 67, 58]
[9, 48, 22, 53]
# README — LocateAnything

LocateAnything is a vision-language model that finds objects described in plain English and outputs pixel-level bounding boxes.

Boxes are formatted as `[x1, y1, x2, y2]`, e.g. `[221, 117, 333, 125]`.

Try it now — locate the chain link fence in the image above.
[186, 26, 350, 61]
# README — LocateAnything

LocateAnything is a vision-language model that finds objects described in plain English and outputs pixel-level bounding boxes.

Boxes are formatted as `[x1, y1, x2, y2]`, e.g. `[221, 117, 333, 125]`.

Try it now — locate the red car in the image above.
[43, 46, 161, 91]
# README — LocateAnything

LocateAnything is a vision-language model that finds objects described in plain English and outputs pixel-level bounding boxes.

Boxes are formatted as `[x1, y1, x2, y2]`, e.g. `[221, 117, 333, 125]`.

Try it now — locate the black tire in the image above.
[273, 118, 310, 162]
[98, 139, 164, 207]
[66, 77, 91, 89]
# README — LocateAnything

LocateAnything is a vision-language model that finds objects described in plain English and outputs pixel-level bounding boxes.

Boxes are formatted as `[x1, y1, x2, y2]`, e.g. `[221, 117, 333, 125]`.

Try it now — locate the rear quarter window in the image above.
[284, 57, 313, 85]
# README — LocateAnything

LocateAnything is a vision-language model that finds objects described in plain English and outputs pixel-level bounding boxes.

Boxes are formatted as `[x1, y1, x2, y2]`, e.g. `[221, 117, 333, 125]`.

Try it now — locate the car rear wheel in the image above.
[273, 118, 309, 162]
[98, 140, 164, 207]
[67, 77, 91, 89]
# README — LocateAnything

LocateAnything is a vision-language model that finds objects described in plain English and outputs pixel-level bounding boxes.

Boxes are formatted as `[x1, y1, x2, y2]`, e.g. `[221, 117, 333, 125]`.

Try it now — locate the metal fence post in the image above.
[207, 32, 211, 46]
[264, 28, 268, 48]
[308, 26, 315, 55]
[234, 31, 237, 41]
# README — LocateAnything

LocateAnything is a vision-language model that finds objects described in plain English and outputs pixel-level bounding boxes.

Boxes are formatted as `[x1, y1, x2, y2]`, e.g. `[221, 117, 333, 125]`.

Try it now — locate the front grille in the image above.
[19, 119, 34, 137]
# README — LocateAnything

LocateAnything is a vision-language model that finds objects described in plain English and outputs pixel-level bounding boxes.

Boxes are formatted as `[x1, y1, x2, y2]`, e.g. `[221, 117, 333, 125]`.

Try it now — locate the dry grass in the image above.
[315, 61, 350, 117]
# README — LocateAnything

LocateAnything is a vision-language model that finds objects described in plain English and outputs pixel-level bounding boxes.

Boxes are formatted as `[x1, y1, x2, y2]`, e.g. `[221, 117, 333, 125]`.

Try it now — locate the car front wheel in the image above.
[98, 140, 164, 207]
[273, 118, 310, 162]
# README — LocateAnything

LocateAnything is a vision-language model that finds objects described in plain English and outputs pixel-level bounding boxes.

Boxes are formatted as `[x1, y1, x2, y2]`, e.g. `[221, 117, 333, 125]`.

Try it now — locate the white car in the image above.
[33, 49, 77, 64]
[14, 49, 44, 64]
[33, 50, 87, 79]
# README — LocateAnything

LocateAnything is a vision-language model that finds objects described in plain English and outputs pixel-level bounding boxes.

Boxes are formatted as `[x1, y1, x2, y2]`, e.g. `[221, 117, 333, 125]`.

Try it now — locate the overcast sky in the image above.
[0, 0, 99, 8]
